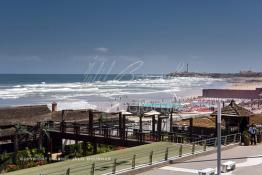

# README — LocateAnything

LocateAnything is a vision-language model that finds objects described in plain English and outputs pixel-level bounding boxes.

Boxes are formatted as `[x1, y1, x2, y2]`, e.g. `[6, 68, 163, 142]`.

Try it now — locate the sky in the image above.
[0, 0, 262, 74]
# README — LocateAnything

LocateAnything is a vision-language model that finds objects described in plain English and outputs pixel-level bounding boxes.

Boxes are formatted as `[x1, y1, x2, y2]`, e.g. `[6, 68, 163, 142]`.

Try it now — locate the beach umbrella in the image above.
[120, 110, 133, 116]
[144, 110, 161, 117]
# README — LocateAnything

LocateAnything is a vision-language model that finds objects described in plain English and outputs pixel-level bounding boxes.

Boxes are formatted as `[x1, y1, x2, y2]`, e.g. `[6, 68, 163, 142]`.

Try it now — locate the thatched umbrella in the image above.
[211, 100, 254, 134]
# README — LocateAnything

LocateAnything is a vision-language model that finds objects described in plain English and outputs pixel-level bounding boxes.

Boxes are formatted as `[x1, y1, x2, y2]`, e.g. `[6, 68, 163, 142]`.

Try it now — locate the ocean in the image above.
[0, 74, 228, 111]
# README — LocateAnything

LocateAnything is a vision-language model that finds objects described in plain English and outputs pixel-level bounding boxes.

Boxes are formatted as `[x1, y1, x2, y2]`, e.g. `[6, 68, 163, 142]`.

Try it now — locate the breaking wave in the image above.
[0, 77, 225, 100]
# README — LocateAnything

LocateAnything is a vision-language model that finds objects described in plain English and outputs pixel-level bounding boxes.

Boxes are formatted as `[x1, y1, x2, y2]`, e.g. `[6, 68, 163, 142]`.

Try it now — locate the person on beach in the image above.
[249, 123, 257, 145]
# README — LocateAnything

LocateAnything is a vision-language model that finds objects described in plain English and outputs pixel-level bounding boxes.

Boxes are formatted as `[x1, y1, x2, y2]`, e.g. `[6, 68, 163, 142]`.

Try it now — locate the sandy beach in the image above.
[226, 77, 262, 90]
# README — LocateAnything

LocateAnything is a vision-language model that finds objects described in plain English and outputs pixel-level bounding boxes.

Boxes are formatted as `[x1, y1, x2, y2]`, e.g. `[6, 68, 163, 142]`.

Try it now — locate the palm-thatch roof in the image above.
[211, 100, 254, 117]
[39, 110, 119, 123]
[0, 105, 51, 126]
[175, 116, 226, 129]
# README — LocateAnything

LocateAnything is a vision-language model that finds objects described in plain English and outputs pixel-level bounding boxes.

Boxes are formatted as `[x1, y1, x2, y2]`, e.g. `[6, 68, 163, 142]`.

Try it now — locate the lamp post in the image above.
[217, 102, 221, 175]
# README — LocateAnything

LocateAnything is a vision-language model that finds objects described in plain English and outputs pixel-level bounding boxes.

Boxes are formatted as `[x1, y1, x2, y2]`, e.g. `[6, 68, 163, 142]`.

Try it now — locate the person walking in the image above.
[249, 123, 257, 145]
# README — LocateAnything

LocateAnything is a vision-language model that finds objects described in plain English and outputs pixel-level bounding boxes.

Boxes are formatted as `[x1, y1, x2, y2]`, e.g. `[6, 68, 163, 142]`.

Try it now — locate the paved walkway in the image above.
[137, 144, 262, 175]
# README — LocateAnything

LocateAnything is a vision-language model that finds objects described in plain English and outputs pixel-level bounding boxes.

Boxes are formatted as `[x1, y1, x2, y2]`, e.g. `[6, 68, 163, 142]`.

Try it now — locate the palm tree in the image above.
[0, 124, 35, 172]
[0, 151, 9, 173]
[13, 123, 33, 163]
[35, 122, 52, 162]
[38, 123, 50, 151]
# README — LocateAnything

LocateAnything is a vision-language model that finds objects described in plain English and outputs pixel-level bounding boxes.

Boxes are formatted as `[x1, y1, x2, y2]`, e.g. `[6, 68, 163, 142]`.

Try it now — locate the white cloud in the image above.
[94, 47, 109, 53]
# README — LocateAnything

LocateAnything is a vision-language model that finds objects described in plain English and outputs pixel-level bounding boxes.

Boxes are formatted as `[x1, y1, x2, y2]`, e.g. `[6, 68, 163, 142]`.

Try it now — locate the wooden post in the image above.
[139, 115, 142, 132]
[60, 120, 66, 133]
[83, 141, 87, 156]
[122, 114, 126, 141]
[152, 115, 156, 136]
[99, 116, 102, 135]
[149, 151, 153, 165]
[189, 118, 193, 140]
[165, 147, 169, 161]
[132, 154, 136, 169]
[224, 135, 228, 146]
[92, 142, 97, 154]
[192, 143, 195, 155]
[203, 140, 207, 151]
[139, 115, 143, 143]
[89, 110, 94, 136]
[119, 112, 122, 138]
[73, 122, 79, 147]
[237, 120, 239, 134]
[139, 132, 142, 143]
[157, 116, 162, 141]
[179, 145, 183, 157]
[61, 110, 65, 121]
[74, 148, 77, 158]
[90, 162, 95, 175]
[49, 136, 53, 154]
[112, 158, 117, 174]
[170, 112, 173, 132]
[66, 168, 70, 175]
[125, 130, 128, 141]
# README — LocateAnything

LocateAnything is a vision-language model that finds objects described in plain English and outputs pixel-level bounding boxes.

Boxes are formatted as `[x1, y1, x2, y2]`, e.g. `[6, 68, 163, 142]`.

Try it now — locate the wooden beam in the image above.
[170, 112, 173, 132]
[83, 141, 87, 156]
[152, 115, 155, 134]
[88, 110, 94, 136]
[122, 114, 126, 141]
[157, 116, 162, 141]
[139, 115, 143, 132]
[61, 110, 65, 121]
[119, 112, 122, 138]
[189, 118, 193, 139]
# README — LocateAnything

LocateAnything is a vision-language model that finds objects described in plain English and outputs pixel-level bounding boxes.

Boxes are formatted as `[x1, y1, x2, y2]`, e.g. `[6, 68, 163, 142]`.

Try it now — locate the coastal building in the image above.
[202, 88, 262, 99]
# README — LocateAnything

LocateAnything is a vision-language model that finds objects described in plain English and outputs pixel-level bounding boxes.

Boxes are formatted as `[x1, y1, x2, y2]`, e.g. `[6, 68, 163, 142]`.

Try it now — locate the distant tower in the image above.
[186, 63, 189, 73]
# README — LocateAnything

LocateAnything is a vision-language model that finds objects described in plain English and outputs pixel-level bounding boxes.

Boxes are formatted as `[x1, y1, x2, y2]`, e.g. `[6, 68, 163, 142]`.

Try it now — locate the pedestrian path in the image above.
[138, 144, 262, 175]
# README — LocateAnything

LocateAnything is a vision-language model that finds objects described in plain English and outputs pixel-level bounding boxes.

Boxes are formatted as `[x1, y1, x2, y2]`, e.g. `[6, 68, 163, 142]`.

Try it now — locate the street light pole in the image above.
[217, 101, 221, 175]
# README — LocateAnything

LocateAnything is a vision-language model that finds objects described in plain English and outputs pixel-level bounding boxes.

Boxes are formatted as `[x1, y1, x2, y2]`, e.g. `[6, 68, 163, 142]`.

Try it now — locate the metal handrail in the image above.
[28, 132, 241, 175]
